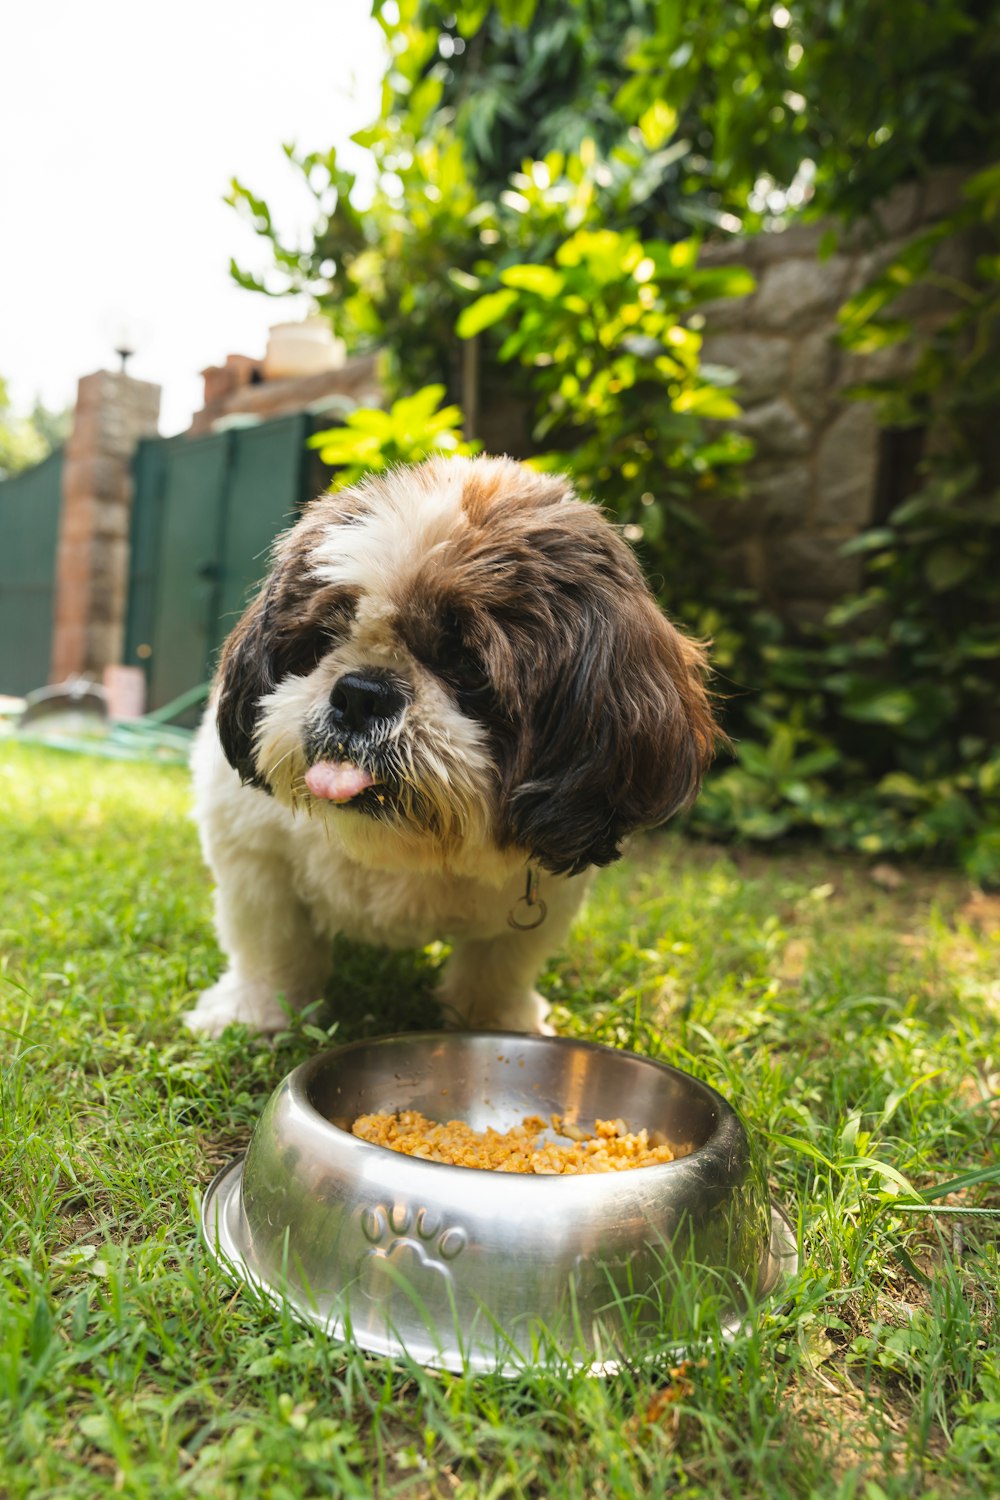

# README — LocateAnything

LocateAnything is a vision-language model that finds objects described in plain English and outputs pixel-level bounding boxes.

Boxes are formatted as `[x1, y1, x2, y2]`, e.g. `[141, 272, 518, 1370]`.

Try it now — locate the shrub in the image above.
[229, 2, 1000, 880]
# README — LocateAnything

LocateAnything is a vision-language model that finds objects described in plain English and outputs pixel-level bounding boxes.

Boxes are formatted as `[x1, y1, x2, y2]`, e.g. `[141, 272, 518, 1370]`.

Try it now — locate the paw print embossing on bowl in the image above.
[354, 1203, 467, 1311]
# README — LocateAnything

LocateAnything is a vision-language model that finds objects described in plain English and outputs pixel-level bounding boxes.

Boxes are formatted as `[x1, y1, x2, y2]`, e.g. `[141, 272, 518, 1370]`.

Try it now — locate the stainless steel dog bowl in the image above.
[201, 1032, 796, 1373]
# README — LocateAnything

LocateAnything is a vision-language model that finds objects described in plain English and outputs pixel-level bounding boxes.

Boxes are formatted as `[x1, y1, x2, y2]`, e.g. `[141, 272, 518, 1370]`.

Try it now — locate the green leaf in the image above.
[842, 689, 918, 727]
[497, 0, 538, 24]
[791, 748, 841, 778]
[637, 100, 678, 150]
[738, 809, 794, 839]
[843, 1157, 921, 1198]
[456, 288, 519, 338]
[499, 264, 566, 297]
[974, 253, 1000, 283]
[307, 430, 362, 458]
[736, 740, 777, 779]
[672, 387, 742, 419]
[839, 319, 912, 353]
[692, 266, 755, 300]
[840, 528, 896, 556]
[390, 384, 449, 427]
[345, 407, 395, 437]
[924, 546, 975, 592]
[877, 773, 930, 803]
[920, 1163, 1000, 1202]
[964, 161, 1000, 202]
[765, 1132, 836, 1170]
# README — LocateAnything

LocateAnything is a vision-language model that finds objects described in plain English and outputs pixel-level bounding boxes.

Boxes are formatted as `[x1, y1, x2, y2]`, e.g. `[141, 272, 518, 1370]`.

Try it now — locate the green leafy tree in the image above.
[0, 378, 69, 480]
[228, 0, 1000, 878]
[392, 0, 997, 230]
[457, 223, 753, 605]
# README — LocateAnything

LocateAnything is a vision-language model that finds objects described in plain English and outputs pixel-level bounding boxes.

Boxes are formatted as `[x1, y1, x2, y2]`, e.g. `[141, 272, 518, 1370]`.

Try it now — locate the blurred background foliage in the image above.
[308, 383, 477, 488]
[228, 0, 1000, 882]
[0, 376, 70, 481]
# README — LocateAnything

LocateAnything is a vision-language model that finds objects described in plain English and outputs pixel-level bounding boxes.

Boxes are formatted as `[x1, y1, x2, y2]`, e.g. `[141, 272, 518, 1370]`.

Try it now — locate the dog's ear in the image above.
[215, 511, 336, 786]
[215, 582, 278, 788]
[503, 590, 718, 877]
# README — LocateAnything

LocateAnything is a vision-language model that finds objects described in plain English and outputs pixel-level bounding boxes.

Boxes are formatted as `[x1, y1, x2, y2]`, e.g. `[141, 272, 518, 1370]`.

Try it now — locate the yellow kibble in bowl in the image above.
[350, 1109, 677, 1174]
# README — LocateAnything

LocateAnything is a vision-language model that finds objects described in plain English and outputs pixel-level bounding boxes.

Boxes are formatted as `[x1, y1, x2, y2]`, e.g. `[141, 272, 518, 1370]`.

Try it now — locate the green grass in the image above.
[1, 741, 998, 1499]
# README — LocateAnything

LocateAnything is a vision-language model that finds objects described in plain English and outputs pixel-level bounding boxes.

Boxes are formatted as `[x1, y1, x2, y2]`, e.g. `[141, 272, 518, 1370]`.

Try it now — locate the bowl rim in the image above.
[282, 1029, 749, 1186]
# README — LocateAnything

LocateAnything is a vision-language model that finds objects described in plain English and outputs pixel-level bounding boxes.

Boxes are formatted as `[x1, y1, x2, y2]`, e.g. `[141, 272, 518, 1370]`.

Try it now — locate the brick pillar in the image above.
[51, 370, 161, 682]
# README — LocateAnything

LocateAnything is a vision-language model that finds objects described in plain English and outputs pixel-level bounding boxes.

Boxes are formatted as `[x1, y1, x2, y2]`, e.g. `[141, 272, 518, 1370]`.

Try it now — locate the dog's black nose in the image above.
[329, 671, 406, 733]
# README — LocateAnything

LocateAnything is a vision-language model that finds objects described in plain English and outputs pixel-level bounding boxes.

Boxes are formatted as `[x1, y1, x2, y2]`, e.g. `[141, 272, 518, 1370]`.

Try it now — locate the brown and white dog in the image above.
[184, 455, 716, 1038]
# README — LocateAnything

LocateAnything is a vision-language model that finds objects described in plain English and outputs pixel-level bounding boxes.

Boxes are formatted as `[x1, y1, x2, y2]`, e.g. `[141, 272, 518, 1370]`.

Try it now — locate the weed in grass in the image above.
[1, 742, 998, 1499]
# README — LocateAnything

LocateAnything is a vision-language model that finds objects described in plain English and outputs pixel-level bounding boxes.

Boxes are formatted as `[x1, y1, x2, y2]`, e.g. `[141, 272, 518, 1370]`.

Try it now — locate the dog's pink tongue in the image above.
[304, 761, 375, 804]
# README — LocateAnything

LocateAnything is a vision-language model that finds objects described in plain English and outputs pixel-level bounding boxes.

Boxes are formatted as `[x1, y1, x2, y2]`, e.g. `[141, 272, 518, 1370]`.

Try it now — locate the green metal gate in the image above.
[0, 449, 64, 696]
[124, 413, 318, 715]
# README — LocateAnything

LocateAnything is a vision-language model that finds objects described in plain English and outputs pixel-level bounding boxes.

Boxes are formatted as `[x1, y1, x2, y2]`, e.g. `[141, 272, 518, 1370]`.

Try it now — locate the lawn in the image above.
[1, 741, 997, 1499]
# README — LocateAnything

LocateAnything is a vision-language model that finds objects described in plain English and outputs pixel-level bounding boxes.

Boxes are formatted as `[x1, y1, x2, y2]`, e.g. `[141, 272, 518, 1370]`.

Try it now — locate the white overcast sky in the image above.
[0, 0, 384, 435]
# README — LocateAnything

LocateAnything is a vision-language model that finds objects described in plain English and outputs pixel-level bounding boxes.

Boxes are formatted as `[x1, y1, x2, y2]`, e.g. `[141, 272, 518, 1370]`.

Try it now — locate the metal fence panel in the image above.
[147, 432, 232, 712]
[0, 449, 64, 696]
[124, 414, 310, 714]
[215, 415, 307, 640]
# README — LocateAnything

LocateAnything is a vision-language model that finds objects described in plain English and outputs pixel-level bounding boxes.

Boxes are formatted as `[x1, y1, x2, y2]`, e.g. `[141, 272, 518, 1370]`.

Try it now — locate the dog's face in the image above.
[216, 456, 717, 878]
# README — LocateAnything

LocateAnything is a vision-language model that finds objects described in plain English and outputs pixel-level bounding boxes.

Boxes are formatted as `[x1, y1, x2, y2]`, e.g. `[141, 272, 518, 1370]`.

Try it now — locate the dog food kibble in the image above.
[350, 1110, 676, 1173]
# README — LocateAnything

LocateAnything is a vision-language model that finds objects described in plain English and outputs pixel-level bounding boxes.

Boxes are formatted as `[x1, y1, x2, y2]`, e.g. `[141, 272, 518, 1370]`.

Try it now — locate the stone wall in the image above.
[696, 168, 970, 626]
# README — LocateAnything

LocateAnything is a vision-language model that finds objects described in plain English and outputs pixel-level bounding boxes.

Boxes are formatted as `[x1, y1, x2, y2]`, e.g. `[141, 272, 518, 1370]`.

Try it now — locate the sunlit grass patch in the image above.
[1, 742, 997, 1499]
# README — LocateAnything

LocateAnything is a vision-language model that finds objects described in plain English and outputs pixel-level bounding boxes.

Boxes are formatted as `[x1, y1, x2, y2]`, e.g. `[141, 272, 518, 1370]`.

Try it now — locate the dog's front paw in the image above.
[182, 974, 290, 1039]
[442, 988, 554, 1036]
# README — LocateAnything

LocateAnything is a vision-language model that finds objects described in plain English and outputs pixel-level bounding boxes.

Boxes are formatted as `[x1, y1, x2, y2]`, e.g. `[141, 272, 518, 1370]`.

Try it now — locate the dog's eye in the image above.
[447, 650, 490, 696]
[438, 641, 489, 695]
[322, 588, 359, 642]
[435, 615, 490, 697]
[331, 589, 359, 622]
